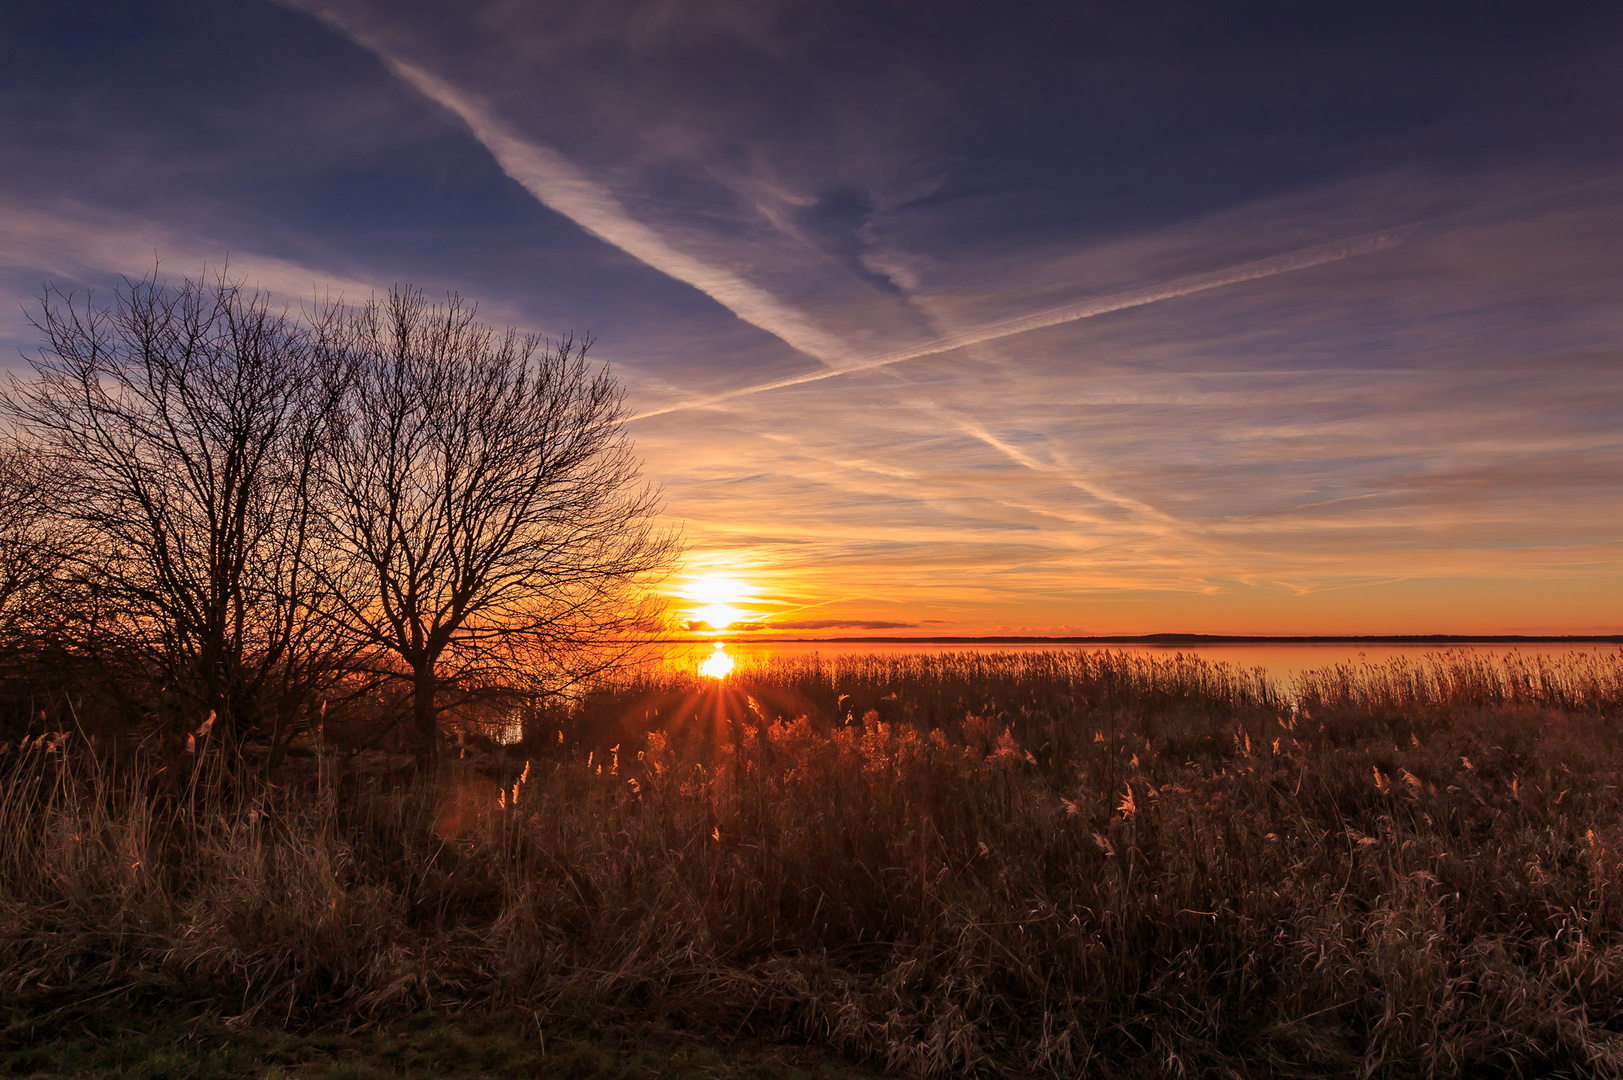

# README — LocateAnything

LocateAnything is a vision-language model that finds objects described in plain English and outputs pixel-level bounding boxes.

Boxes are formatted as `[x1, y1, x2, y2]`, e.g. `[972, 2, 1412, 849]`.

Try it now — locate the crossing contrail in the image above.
[628, 229, 1404, 420]
[284, 1, 1408, 421]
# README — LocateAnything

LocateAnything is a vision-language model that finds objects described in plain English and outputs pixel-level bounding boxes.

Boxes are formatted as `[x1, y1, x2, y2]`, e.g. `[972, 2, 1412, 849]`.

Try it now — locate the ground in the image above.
[0, 1009, 885, 1080]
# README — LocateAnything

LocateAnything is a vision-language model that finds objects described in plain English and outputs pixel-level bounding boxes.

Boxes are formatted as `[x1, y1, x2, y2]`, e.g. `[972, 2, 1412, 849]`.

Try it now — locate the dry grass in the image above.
[7, 648, 1623, 1077]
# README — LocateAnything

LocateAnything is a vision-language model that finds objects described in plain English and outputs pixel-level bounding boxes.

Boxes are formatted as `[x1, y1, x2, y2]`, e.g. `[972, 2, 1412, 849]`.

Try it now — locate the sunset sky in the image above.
[3, 1, 1623, 636]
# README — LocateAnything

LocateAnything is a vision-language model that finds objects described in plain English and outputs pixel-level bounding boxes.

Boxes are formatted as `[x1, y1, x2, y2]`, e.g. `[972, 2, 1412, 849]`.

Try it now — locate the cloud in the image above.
[289, 2, 852, 366]
[3, 0, 1621, 638]
[0, 199, 382, 372]
[921, 401, 1182, 529]
[638, 172, 1623, 633]
[0, 199, 379, 301]
[683, 617, 920, 632]
[759, 619, 920, 631]
[628, 228, 1404, 419]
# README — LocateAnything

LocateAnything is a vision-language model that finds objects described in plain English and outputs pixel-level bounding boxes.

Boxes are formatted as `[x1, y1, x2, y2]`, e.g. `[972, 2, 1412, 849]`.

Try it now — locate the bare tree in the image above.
[0, 441, 62, 643]
[320, 288, 678, 764]
[3, 272, 349, 750]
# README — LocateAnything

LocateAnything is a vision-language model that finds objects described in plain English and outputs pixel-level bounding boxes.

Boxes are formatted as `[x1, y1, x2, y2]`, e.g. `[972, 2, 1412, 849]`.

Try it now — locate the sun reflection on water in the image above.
[698, 642, 734, 679]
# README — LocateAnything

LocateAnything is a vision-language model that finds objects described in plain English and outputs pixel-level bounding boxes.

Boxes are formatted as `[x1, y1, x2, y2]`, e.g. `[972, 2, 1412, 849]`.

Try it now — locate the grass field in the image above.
[6, 648, 1623, 1077]
[1, 1006, 878, 1079]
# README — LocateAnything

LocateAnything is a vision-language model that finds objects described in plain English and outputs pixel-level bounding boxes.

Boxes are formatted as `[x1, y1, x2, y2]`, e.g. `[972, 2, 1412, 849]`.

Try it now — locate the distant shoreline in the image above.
[660, 633, 1623, 645]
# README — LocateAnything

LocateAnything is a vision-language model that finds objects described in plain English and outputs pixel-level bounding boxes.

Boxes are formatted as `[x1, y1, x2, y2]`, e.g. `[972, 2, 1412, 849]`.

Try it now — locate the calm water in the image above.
[657, 639, 1623, 689]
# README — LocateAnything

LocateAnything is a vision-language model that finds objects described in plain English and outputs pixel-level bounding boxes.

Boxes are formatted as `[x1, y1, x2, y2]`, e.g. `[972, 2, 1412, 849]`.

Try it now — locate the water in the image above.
[657, 639, 1623, 689]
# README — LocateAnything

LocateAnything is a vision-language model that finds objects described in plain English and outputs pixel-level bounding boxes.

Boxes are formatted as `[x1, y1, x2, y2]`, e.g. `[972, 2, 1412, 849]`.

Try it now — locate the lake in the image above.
[656, 639, 1623, 690]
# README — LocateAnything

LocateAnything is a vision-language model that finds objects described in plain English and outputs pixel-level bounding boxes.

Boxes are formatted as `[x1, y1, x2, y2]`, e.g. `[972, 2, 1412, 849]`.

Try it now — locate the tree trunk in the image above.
[413, 663, 439, 769]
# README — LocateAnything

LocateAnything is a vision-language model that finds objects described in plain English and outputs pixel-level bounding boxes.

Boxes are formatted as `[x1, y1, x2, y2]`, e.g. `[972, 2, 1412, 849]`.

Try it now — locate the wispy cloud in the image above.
[629, 229, 1404, 419]
[629, 175, 1623, 630]
[18, 0, 1614, 634]
[924, 402, 1180, 528]
[748, 619, 918, 631]
[0, 199, 381, 370]
[290, 2, 852, 366]
[0, 200, 379, 300]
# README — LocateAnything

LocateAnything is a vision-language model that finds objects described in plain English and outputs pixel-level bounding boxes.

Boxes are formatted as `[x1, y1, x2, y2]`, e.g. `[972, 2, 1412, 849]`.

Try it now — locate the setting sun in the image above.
[680, 572, 755, 631]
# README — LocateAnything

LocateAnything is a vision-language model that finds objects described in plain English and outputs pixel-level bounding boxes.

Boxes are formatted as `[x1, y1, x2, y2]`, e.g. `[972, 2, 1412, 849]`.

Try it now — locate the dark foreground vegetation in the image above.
[8, 648, 1623, 1078]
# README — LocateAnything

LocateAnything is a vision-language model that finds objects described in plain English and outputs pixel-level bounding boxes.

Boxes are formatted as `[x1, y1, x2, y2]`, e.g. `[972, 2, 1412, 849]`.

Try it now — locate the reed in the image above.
[6, 649, 1623, 1077]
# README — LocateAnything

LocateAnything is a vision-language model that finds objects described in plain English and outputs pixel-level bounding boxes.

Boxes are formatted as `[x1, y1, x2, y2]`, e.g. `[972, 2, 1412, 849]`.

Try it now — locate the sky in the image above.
[3, 0, 1623, 636]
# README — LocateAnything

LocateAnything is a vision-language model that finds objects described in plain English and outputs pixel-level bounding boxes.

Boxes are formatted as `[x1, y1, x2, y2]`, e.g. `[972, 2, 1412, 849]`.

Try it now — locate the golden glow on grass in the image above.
[698, 641, 735, 678]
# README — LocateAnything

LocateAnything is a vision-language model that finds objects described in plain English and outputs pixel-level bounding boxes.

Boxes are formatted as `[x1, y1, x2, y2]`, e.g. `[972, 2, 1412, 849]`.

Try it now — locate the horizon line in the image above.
[653, 633, 1623, 645]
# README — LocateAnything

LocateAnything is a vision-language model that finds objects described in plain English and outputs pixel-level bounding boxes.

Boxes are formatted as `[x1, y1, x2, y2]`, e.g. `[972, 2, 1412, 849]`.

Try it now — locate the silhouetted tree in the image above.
[3, 273, 349, 750]
[0, 441, 61, 644]
[319, 288, 677, 764]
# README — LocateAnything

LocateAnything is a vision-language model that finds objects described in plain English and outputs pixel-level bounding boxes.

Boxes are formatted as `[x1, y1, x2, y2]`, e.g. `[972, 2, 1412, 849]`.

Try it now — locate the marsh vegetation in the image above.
[7, 648, 1623, 1077]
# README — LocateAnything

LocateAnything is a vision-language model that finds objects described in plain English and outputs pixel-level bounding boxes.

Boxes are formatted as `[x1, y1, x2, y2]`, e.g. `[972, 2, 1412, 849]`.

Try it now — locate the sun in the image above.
[681, 572, 754, 631]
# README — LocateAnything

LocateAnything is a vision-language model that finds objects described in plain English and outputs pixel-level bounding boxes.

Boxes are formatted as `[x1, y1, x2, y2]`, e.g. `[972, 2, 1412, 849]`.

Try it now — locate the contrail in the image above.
[292, 3, 850, 365]
[282, 1, 1408, 419]
[941, 409, 1178, 526]
[629, 229, 1404, 421]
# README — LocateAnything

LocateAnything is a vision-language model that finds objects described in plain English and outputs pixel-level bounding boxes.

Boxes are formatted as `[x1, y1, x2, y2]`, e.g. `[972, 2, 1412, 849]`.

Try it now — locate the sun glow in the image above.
[681, 572, 755, 630]
[698, 642, 734, 678]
